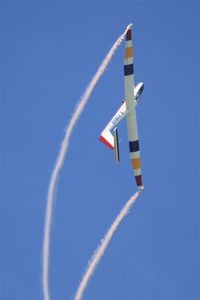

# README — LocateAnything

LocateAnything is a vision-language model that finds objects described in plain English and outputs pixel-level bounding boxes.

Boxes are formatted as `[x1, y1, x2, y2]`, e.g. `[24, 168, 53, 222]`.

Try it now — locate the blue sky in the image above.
[1, 1, 199, 300]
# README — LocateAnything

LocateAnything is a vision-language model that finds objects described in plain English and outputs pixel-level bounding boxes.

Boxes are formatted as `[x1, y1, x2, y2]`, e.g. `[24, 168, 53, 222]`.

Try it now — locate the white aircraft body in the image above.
[99, 26, 144, 191]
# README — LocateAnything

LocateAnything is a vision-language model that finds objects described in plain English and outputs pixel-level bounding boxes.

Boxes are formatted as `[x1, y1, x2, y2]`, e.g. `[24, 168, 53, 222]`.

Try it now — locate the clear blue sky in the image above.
[1, 1, 199, 300]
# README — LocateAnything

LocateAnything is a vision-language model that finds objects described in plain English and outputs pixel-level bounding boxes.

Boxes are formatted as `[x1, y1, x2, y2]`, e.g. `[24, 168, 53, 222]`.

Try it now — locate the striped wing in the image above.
[124, 27, 143, 190]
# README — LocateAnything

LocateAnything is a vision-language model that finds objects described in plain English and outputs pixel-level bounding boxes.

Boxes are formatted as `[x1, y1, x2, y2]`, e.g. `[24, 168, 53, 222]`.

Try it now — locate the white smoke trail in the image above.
[42, 23, 132, 300]
[74, 191, 141, 300]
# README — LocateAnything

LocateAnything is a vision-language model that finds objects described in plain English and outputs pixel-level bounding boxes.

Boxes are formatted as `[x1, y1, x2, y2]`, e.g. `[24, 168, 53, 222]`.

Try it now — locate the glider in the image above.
[99, 25, 144, 191]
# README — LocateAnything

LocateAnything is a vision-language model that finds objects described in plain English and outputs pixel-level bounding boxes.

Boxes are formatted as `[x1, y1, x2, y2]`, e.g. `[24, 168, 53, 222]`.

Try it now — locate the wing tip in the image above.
[138, 186, 144, 192]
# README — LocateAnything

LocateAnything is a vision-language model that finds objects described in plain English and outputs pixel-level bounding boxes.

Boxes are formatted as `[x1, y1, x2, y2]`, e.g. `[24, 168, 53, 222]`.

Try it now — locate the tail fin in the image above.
[99, 130, 114, 150]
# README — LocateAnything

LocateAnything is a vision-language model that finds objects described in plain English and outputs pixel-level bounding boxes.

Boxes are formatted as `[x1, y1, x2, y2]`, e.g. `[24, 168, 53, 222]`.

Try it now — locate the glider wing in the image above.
[124, 27, 143, 190]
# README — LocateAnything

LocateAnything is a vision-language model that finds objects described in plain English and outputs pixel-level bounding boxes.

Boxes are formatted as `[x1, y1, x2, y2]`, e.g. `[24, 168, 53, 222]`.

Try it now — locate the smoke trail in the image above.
[74, 191, 141, 300]
[42, 23, 132, 300]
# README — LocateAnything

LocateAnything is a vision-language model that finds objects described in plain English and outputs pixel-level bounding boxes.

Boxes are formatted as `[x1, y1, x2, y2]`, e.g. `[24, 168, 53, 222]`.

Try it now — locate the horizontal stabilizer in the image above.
[113, 128, 120, 163]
